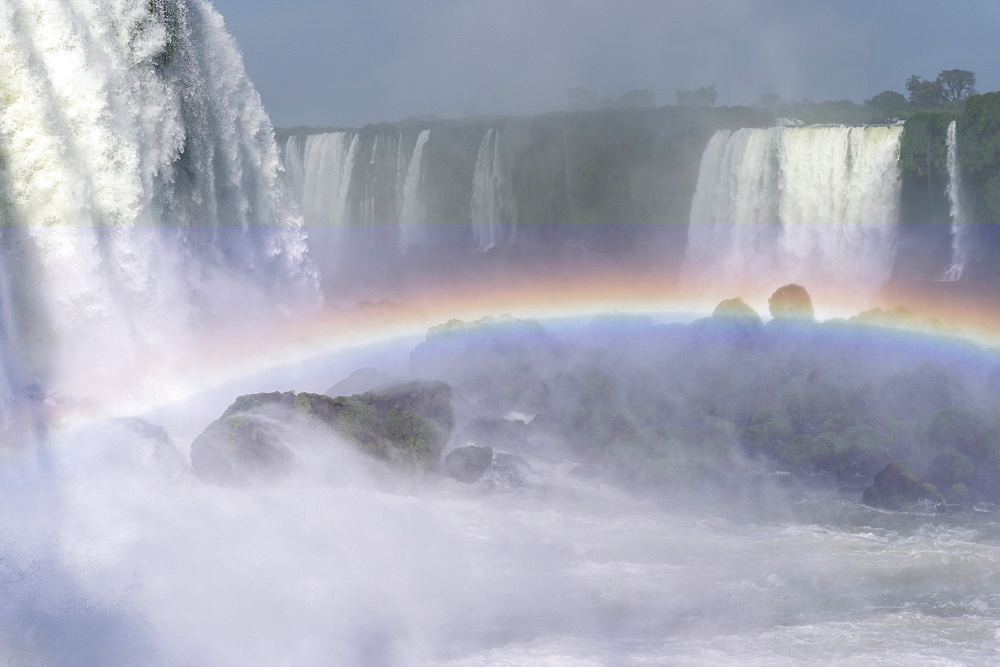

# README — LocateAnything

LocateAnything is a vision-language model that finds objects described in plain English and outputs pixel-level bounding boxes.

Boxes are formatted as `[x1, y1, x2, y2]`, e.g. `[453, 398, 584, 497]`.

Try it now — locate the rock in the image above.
[768, 284, 815, 321]
[862, 461, 944, 511]
[444, 445, 493, 483]
[712, 297, 762, 324]
[927, 448, 973, 499]
[191, 381, 453, 484]
[483, 453, 534, 488]
[190, 409, 296, 484]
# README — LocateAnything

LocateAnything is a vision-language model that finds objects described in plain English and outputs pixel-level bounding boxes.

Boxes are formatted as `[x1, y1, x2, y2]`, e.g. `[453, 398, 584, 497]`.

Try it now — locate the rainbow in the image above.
[59, 265, 1000, 429]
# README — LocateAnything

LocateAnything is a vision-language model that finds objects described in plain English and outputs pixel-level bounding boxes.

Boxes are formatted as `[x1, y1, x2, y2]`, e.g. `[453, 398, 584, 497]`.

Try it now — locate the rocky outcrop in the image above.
[862, 461, 944, 511]
[444, 445, 494, 483]
[191, 382, 453, 484]
[768, 284, 815, 321]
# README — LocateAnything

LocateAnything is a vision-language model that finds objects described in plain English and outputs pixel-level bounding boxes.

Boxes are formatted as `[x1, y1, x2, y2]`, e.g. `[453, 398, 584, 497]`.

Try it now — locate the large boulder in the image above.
[444, 445, 494, 483]
[862, 461, 944, 511]
[712, 297, 762, 324]
[768, 284, 815, 321]
[191, 382, 453, 484]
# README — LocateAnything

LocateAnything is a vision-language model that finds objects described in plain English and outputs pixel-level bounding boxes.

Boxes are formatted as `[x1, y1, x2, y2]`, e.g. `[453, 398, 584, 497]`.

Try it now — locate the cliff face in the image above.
[279, 97, 1000, 300]
[277, 106, 772, 295]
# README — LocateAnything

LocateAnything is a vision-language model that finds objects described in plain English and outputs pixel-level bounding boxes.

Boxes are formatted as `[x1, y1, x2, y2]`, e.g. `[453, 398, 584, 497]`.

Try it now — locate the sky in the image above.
[209, 0, 1000, 129]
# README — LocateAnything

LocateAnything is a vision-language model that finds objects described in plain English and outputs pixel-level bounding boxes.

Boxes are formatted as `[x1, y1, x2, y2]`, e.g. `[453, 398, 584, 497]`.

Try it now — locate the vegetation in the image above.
[898, 111, 953, 182]
[409, 287, 1000, 507]
[191, 382, 454, 483]
[957, 92, 1000, 224]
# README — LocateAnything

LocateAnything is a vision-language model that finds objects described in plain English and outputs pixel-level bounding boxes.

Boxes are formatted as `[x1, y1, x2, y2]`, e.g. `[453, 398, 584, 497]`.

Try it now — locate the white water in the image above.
[295, 132, 358, 282]
[944, 120, 970, 281]
[684, 125, 902, 304]
[400, 129, 431, 253]
[471, 128, 515, 251]
[284, 135, 306, 205]
[0, 0, 316, 434]
[6, 374, 1000, 664]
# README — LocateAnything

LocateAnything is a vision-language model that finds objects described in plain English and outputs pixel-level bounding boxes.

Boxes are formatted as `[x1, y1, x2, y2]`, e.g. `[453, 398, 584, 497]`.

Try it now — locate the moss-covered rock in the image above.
[444, 445, 494, 483]
[862, 461, 944, 511]
[191, 381, 453, 484]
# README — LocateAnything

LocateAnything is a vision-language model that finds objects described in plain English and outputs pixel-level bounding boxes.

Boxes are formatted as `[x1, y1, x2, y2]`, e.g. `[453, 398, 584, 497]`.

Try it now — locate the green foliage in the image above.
[938, 69, 977, 102]
[741, 408, 792, 454]
[927, 406, 992, 459]
[899, 112, 954, 181]
[957, 92, 1000, 223]
[906, 75, 945, 106]
[866, 90, 907, 109]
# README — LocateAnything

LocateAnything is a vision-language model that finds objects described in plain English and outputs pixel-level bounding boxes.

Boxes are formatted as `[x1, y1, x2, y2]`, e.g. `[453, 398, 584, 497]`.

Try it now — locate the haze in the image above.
[211, 0, 1000, 127]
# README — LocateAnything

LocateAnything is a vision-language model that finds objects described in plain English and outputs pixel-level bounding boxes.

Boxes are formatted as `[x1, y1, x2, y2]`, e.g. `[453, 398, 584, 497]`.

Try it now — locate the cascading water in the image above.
[284, 135, 306, 205]
[294, 132, 358, 284]
[683, 125, 903, 304]
[0, 0, 316, 436]
[399, 129, 431, 253]
[471, 128, 515, 251]
[944, 120, 970, 281]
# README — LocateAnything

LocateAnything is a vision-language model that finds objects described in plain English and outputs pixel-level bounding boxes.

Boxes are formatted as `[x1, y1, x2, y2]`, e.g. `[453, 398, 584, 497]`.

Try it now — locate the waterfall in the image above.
[683, 125, 903, 302]
[471, 128, 515, 251]
[0, 0, 317, 435]
[400, 130, 431, 253]
[944, 120, 970, 281]
[284, 135, 306, 204]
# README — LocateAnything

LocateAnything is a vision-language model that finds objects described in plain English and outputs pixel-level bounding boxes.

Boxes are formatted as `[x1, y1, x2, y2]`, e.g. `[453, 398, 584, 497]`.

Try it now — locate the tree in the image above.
[906, 75, 945, 106]
[957, 92, 1000, 223]
[866, 90, 907, 108]
[676, 85, 717, 107]
[937, 69, 977, 102]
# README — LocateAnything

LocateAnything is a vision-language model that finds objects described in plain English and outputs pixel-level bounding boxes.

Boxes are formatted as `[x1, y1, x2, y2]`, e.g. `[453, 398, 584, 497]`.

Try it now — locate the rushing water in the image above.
[471, 128, 516, 251]
[944, 120, 971, 281]
[6, 402, 1000, 664]
[0, 0, 316, 435]
[4, 1, 999, 663]
[400, 129, 431, 253]
[684, 125, 903, 303]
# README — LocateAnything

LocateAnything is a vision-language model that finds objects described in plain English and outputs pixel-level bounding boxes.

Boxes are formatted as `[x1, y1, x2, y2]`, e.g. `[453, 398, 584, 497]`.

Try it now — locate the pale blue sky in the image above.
[209, 0, 1000, 128]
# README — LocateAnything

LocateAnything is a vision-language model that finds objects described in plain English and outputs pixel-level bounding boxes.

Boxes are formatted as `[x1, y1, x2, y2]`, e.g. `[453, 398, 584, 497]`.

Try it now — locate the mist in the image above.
[5, 0, 1000, 662]
[213, 0, 1000, 126]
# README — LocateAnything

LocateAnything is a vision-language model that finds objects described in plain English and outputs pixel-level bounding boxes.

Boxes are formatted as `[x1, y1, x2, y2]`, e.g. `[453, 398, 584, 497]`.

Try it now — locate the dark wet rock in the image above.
[445, 445, 494, 483]
[712, 297, 762, 324]
[768, 284, 815, 321]
[191, 382, 453, 484]
[483, 453, 534, 488]
[927, 448, 973, 501]
[862, 461, 944, 511]
[190, 410, 295, 484]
